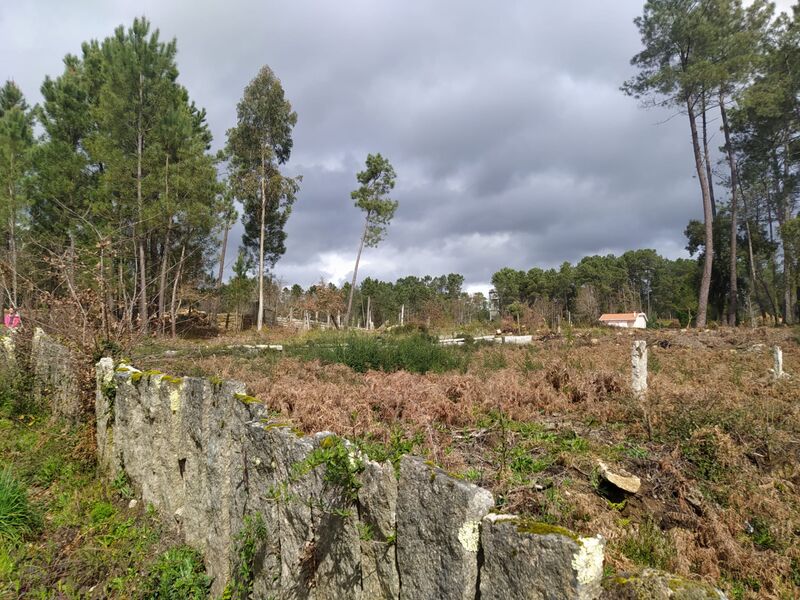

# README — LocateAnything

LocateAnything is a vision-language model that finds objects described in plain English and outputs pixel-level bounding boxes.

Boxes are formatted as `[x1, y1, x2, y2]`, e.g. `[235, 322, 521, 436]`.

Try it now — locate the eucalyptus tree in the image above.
[623, 0, 718, 327]
[344, 154, 397, 326]
[0, 81, 34, 308]
[227, 66, 299, 331]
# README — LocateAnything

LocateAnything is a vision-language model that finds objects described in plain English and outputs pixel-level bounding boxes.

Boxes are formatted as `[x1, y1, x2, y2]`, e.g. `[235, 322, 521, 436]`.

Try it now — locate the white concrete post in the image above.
[632, 340, 648, 400]
[773, 345, 783, 380]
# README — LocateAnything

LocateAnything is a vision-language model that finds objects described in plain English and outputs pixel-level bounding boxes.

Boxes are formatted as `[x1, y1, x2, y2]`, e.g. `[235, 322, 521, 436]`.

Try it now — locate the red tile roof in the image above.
[598, 313, 641, 322]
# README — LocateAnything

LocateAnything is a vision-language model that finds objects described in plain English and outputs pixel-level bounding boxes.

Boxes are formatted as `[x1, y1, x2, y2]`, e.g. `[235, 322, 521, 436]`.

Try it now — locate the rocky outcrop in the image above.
[480, 514, 604, 600]
[397, 456, 494, 600]
[358, 459, 400, 600]
[603, 569, 727, 599]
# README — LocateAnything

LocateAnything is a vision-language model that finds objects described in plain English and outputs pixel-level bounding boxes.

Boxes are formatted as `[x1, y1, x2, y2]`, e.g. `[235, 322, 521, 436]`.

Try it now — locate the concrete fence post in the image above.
[773, 345, 783, 380]
[631, 340, 648, 400]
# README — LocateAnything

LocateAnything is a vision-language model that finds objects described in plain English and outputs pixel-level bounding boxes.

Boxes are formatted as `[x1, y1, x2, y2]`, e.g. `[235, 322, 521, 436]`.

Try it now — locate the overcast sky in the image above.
[2, 1, 795, 293]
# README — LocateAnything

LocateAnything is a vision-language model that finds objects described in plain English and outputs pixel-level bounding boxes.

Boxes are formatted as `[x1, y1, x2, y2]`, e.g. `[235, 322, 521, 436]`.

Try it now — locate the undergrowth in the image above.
[286, 332, 469, 374]
[0, 373, 211, 598]
[143, 546, 211, 599]
[0, 466, 39, 544]
[222, 513, 267, 600]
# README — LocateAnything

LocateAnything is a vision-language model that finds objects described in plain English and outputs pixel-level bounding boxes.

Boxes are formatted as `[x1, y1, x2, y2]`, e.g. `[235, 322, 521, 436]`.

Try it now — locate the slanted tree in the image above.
[227, 66, 299, 331]
[344, 154, 397, 327]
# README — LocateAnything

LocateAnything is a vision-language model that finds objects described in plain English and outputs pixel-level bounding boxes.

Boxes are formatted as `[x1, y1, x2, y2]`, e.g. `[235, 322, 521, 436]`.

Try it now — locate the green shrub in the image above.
[481, 350, 508, 371]
[681, 432, 724, 482]
[0, 371, 37, 418]
[618, 519, 675, 570]
[143, 546, 211, 599]
[287, 332, 468, 374]
[222, 514, 267, 600]
[357, 430, 422, 468]
[748, 516, 780, 551]
[0, 466, 39, 544]
[89, 501, 116, 524]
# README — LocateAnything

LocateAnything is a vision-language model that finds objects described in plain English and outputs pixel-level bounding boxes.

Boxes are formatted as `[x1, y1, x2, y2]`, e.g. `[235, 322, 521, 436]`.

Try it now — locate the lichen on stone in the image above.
[457, 520, 481, 552]
[169, 387, 182, 413]
[234, 392, 259, 404]
[514, 517, 580, 542]
[572, 535, 605, 586]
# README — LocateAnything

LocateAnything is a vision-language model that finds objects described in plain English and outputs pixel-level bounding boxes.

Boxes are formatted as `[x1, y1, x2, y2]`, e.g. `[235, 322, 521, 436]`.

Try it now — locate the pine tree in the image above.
[0, 81, 34, 308]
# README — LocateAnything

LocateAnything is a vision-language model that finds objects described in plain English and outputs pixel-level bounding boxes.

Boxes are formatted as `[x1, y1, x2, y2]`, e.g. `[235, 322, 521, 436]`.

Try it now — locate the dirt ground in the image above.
[134, 326, 800, 598]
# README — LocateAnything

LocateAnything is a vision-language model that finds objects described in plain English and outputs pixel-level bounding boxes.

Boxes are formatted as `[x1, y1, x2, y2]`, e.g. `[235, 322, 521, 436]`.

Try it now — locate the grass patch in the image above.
[143, 546, 212, 599]
[0, 370, 38, 418]
[618, 519, 675, 571]
[0, 466, 39, 544]
[287, 332, 469, 374]
[0, 408, 196, 597]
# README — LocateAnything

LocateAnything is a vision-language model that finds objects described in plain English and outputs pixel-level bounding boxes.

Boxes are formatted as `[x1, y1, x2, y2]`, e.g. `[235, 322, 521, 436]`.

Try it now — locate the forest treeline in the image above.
[1, 1, 799, 344]
[259, 250, 694, 331]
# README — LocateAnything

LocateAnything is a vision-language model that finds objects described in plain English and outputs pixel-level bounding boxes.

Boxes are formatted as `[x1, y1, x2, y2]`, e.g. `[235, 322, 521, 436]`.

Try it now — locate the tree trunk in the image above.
[137, 72, 148, 333]
[7, 191, 17, 308]
[687, 96, 714, 328]
[157, 224, 171, 335]
[701, 90, 717, 218]
[170, 243, 186, 339]
[213, 217, 230, 323]
[257, 149, 267, 332]
[345, 213, 371, 327]
[157, 155, 171, 334]
[719, 93, 738, 326]
[217, 220, 230, 289]
[7, 150, 18, 308]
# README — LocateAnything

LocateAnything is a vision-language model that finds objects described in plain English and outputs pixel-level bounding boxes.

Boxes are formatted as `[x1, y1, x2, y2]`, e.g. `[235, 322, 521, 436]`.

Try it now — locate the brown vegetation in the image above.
[136, 326, 800, 597]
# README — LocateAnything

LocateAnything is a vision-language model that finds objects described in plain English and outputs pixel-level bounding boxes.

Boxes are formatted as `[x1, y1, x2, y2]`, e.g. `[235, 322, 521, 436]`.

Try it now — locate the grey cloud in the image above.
[4, 0, 791, 289]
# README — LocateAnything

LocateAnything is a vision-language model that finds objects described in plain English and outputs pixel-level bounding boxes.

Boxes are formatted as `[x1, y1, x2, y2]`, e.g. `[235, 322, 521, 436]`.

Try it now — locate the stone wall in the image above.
[97, 361, 607, 599]
[30, 328, 82, 420]
[0, 337, 725, 599]
[0, 334, 15, 370]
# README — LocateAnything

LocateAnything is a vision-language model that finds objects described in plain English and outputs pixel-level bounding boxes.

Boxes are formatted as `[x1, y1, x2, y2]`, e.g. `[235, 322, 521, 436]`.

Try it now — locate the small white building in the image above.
[598, 312, 647, 329]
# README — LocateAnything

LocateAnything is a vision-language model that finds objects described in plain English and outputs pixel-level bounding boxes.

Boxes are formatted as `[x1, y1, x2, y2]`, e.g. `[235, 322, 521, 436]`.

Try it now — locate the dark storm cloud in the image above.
[3, 0, 793, 289]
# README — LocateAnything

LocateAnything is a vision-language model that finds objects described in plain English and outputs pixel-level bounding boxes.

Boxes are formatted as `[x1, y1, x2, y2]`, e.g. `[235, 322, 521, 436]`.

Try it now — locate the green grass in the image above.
[0, 370, 38, 418]
[356, 430, 423, 468]
[287, 332, 470, 374]
[143, 546, 212, 599]
[0, 466, 39, 544]
[618, 518, 675, 571]
[0, 399, 210, 597]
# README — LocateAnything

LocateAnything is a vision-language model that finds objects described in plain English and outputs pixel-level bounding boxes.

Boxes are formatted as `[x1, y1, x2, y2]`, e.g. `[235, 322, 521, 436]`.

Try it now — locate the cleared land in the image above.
[129, 326, 800, 598]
